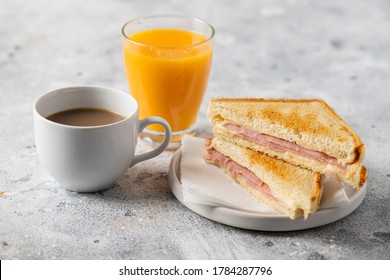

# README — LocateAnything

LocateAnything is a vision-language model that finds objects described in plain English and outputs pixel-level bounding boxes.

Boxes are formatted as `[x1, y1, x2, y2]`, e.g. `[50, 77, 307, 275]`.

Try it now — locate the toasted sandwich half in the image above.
[207, 98, 367, 189]
[204, 137, 322, 220]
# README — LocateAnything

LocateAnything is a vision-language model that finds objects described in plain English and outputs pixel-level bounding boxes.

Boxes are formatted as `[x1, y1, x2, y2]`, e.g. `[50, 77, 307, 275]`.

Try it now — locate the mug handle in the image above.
[131, 117, 172, 167]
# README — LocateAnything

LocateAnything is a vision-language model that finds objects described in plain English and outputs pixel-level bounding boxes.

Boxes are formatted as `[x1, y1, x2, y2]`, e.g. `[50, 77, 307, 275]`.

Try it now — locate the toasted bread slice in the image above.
[208, 98, 366, 189]
[205, 137, 322, 220]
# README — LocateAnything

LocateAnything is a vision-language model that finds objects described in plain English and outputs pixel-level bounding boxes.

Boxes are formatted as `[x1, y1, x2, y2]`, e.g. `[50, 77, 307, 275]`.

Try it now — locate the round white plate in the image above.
[168, 149, 367, 231]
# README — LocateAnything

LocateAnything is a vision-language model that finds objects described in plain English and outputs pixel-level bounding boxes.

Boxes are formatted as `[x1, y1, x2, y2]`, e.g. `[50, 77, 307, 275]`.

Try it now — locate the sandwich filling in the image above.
[222, 123, 346, 169]
[204, 139, 277, 202]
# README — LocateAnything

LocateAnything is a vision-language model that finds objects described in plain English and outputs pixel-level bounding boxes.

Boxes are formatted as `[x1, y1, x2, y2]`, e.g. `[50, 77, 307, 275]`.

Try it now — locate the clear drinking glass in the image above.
[122, 15, 215, 149]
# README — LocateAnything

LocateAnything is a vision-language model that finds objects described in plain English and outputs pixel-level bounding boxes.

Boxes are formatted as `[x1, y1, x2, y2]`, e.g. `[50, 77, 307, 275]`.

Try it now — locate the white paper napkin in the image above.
[180, 135, 352, 215]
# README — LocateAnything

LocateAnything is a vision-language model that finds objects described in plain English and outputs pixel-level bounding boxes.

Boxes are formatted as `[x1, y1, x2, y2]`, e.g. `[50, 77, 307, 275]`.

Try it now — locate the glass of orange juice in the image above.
[121, 15, 215, 149]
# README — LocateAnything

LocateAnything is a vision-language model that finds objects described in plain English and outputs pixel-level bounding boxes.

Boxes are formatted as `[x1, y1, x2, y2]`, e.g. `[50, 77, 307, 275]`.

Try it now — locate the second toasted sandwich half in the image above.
[204, 137, 322, 220]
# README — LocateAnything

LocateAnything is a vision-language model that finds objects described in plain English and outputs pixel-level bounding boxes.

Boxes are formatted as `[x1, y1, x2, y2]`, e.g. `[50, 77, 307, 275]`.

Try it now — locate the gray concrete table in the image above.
[0, 0, 389, 259]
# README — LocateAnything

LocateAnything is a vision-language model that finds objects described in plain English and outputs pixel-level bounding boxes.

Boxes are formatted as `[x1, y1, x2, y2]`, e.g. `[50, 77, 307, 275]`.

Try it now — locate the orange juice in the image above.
[123, 29, 213, 136]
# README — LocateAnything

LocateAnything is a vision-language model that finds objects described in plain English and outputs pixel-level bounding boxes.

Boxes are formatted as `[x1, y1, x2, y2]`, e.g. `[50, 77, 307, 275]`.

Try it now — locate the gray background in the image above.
[0, 0, 389, 259]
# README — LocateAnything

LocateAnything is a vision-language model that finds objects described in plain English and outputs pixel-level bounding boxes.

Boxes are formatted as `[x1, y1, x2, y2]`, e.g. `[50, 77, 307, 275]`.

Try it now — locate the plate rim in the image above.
[168, 148, 367, 231]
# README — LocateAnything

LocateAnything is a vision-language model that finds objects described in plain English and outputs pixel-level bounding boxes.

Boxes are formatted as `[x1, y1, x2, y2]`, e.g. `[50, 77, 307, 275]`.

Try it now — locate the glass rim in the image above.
[121, 15, 215, 49]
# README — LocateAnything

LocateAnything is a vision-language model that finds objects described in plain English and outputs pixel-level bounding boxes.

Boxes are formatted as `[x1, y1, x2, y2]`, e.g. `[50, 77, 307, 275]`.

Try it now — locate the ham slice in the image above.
[223, 123, 346, 169]
[204, 139, 275, 200]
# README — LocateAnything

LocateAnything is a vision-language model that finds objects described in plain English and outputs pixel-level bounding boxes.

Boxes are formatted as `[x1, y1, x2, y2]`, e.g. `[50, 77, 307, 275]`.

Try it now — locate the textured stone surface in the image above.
[0, 0, 389, 259]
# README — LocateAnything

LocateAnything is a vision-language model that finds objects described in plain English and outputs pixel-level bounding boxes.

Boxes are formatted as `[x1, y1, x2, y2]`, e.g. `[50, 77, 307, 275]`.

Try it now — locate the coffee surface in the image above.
[47, 108, 126, 126]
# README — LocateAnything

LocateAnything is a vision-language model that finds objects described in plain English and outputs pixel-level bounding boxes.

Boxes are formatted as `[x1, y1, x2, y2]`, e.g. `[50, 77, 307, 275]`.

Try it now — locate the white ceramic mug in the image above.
[33, 86, 171, 192]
